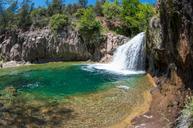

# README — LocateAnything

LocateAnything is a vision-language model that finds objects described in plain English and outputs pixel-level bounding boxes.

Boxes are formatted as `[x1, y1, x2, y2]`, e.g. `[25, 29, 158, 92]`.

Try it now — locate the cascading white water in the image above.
[83, 32, 146, 75]
[110, 32, 146, 71]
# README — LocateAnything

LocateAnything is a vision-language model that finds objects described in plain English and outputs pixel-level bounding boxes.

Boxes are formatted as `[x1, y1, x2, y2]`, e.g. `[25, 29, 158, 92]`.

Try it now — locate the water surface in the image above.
[0, 62, 143, 98]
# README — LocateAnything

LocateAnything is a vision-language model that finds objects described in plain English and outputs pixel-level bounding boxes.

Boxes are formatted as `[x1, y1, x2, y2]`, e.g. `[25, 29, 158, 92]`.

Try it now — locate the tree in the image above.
[65, 3, 81, 15]
[79, 0, 88, 8]
[31, 8, 49, 28]
[77, 8, 101, 53]
[102, 1, 121, 20]
[78, 8, 100, 33]
[50, 13, 68, 32]
[0, 1, 6, 30]
[17, 0, 33, 30]
[0, 0, 18, 30]
[95, 0, 104, 16]
[120, 0, 155, 35]
[47, 0, 65, 16]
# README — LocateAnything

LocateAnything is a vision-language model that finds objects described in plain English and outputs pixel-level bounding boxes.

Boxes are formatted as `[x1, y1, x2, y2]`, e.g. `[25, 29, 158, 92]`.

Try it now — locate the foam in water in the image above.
[83, 32, 146, 75]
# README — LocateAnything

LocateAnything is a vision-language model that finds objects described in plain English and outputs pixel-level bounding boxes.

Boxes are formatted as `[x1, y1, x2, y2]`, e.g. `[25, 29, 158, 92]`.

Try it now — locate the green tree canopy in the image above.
[77, 8, 100, 33]
[50, 13, 68, 32]
[102, 1, 121, 20]
[79, 0, 88, 8]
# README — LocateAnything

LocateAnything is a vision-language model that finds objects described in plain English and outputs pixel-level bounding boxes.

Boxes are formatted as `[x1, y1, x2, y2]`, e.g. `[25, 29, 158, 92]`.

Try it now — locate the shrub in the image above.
[31, 8, 49, 28]
[78, 8, 101, 33]
[50, 14, 68, 32]
[177, 97, 193, 128]
[102, 1, 121, 20]
[76, 8, 102, 54]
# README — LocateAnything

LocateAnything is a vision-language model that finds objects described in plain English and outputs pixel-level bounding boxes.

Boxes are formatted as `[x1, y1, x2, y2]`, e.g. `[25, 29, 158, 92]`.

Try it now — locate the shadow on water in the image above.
[0, 88, 77, 127]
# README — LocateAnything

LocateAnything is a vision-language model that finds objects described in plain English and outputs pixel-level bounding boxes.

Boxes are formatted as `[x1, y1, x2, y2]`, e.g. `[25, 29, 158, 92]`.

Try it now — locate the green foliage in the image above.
[50, 14, 68, 32]
[31, 8, 49, 28]
[76, 8, 102, 53]
[17, 0, 33, 30]
[102, 1, 121, 20]
[0, 0, 18, 30]
[178, 97, 193, 128]
[65, 4, 81, 15]
[0, 0, 155, 36]
[47, 0, 64, 16]
[101, 0, 155, 36]
[77, 8, 101, 34]
[120, 0, 155, 35]
[79, 0, 88, 8]
[94, 0, 104, 16]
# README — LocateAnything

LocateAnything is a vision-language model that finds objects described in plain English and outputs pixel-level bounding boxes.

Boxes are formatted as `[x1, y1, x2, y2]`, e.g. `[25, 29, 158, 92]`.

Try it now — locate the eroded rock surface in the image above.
[0, 28, 128, 63]
[147, 0, 193, 88]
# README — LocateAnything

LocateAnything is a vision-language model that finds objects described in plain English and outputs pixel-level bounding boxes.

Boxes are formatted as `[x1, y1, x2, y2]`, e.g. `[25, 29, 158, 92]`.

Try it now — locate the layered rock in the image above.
[147, 0, 193, 88]
[0, 27, 128, 63]
[100, 33, 129, 62]
[0, 27, 90, 62]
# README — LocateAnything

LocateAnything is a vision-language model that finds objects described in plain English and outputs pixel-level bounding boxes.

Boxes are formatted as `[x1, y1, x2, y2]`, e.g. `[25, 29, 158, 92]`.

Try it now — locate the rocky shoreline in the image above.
[0, 61, 31, 69]
[130, 76, 190, 128]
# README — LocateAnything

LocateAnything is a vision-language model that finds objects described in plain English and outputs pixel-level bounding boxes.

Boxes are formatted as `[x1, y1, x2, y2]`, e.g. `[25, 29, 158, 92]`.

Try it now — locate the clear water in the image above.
[0, 62, 142, 97]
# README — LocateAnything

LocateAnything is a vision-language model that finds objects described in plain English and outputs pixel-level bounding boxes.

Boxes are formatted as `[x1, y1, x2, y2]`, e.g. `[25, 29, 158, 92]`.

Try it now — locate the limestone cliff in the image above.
[147, 0, 193, 88]
[0, 27, 128, 63]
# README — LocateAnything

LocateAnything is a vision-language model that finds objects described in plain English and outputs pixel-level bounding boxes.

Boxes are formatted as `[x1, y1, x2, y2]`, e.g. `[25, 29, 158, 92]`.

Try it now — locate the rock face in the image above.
[147, 0, 193, 88]
[0, 27, 91, 62]
[0, 27, 128, 63]
[100, 33, 129, 62]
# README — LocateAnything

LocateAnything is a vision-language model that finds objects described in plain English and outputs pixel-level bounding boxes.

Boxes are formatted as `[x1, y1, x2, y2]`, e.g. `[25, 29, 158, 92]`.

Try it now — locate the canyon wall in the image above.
[147, 0, 193, 88]
[0, 27, 128, 63]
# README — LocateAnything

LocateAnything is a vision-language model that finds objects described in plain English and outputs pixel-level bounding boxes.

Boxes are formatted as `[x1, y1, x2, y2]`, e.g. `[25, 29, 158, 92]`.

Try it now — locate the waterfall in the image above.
[83, 32, 146, 75]
[110, 32, 146, 71]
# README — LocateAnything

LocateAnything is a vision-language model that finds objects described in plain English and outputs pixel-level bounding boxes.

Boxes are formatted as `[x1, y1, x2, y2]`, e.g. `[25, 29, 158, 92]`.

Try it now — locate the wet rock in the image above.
[3, 86, 17, 96]
[100, 33, 129, 62]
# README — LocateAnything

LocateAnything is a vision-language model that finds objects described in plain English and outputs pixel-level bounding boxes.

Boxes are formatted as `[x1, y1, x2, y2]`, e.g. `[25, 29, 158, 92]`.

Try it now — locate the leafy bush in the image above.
[78, 8, 101, 33]
[177, 97, 193, 128]
[31, 8, 49, 28]
[50, 14, 68, 32]
[76, 8, 102, 54]
[101, 0, 155, 36]
[120, 0, 155, 36]
[102, 1, 121, 20]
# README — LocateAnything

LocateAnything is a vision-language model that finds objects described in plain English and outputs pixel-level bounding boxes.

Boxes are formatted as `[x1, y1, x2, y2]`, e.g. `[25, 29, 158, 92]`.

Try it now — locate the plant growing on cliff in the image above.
[31, 8, 49, 28]
[102, 0, 121, 20]
[77, 8, 100, 32]
[47, 0, 65, 16]
[76, 7, 102, 53]
[50, 13, 68, 32]
[17, 0, 33, 30]
[120, 0, 155, 36]
[0, 0, 19, 30]
[177, 97, 193, 128]
[101, 0, 155, 36]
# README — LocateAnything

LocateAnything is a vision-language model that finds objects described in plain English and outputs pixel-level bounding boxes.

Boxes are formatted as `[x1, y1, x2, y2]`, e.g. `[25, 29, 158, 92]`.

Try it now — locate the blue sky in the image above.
[22, 0, 156, 7]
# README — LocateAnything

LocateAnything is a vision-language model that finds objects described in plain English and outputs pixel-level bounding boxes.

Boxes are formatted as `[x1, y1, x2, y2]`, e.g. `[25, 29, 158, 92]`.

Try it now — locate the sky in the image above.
[22, 0, 156, 7]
